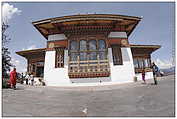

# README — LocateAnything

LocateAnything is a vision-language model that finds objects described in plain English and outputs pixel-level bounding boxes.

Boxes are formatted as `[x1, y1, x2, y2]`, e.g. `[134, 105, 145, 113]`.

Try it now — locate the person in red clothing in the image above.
[10, 68, 17, 89]
[142, 68, 146, 84]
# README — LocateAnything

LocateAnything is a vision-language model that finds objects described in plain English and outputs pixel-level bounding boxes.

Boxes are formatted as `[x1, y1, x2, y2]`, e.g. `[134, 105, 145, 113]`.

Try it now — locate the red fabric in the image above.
[10, 70, 17, 86]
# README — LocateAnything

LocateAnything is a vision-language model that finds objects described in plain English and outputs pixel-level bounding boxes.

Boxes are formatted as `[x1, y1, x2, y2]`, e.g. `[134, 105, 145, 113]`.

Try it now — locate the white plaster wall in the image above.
[48, 34, 67, 41]
[44, 47, 137, 86]
[108, 47, 135, 83]
[44, 50, 70, 86]
[135, 72, 154, 81]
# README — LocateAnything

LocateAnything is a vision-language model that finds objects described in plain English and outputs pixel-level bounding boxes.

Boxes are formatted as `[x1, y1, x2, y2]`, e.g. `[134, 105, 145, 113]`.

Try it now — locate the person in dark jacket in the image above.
[31, 75, 34, 86]
[151, 62, 159, 85]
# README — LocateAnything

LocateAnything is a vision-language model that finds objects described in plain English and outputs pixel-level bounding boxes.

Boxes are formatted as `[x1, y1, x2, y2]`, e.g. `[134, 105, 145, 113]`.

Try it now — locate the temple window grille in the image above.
[55, 47, 64, 68]
[68, 37, 110, 77]
[69, 39, 108, 62]
[133, 58, 151, 69]
[111, 45, 123, 65]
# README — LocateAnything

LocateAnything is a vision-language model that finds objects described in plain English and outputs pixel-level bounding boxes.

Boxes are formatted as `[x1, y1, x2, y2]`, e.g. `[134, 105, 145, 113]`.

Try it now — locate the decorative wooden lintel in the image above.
[107, 38, 129, 47]
[69, 72, 110, 78]
[47, 40, 68, 49]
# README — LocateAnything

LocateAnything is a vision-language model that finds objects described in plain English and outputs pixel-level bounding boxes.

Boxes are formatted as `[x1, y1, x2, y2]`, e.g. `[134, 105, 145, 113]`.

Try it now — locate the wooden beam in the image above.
[34, 25, 48, 39]
[127, 21, 139, 36]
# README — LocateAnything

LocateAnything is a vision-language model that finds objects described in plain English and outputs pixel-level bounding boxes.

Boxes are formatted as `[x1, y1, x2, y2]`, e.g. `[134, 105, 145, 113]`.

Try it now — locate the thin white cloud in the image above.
[2, 3, 21, 23]
[11, 58, 27, 73]
[11, 58, 20, 65]
[22, 45, 36, 50]
[153, 58, 174, 69]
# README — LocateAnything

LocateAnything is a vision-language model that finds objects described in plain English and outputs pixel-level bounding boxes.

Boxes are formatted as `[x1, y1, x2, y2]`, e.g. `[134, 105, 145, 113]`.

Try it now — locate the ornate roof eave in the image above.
[32, 14, 141, 25]
[130, 44, 161, 49]
[32, 14, 142, 40]
[16, 48, 46, 58]
[130, 44, 161, 54]
[33, 25, 48, 39]
[51, 17, 123, 24]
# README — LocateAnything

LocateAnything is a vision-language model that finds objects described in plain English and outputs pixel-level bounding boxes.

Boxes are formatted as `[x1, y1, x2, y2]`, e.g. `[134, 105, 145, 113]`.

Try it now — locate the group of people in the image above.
[141, 62, 159, 85]
[21, 73, 35, 86]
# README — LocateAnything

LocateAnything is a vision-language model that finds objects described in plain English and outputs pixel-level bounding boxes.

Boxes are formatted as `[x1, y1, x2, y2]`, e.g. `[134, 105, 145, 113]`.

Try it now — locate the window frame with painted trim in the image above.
[133, 58, 151, 69]
[68, 38, 109, 74]
[111, 45, 123, 65]
[55, 47, 65, 68]
[69, 39, 108, 62]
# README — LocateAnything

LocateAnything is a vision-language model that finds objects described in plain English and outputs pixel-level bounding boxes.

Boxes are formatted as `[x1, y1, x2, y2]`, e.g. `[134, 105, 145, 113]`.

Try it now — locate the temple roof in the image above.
[130, 44, 161, 49]
[130, 44, 161, 54]
[32, 14, 142, 39]
[16, 48, 46, 58]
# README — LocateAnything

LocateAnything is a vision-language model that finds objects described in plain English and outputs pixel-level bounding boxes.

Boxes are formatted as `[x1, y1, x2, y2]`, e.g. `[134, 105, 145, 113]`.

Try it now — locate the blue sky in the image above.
[2, 2, 175, 72]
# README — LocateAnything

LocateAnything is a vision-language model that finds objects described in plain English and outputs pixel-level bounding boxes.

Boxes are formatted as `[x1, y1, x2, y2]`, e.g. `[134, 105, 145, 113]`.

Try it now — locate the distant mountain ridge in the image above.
[160, 66, 175, 76]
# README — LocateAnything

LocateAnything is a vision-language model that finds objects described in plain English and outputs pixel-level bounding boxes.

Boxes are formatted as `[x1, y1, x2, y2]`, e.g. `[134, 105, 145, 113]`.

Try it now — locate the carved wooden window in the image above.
[145, 58, 151, 67]
[68, 37, 109, 78]
[88, 40, 97, 60]
[55, 47, 64, 68]
[98, 40, 107, 60]
[70, 53, 78, 61]
[80, 40, 87, 51]
[144, 59, 149, 68]
[89, 40, 97, 50]
[138, 59, 144, 68]
[133, 58, 151, 69]
[111, 45, 123, 65]
[69, 39, 107, 62]
[70, 41, 78, 51]
[133, 58, 139, 68]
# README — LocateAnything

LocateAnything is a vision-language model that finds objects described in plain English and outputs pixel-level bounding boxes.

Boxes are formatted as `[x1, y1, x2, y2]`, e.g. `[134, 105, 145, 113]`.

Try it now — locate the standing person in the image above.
[31, 74, 34, 86]
[152, 62, 159, 85]
[25, 73, 29, 85]
[142, 68, 146, 84]
[28, 74, 31, 85]
[10, 68, 17, 90]
[21, 73, 24, 84]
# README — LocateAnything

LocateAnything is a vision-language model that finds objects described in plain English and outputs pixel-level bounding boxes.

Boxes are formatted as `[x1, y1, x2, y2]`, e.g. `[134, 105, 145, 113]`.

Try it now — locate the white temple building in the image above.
[16, 14, 160, 86]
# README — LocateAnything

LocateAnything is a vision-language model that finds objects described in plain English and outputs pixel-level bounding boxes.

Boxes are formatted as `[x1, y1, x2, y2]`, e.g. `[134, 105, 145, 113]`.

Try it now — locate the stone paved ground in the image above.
[2, 75, 175, 117]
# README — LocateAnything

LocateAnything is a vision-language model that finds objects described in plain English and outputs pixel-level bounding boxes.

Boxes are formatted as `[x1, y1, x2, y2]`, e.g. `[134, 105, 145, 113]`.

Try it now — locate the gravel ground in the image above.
[2, 75, 175, 117]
